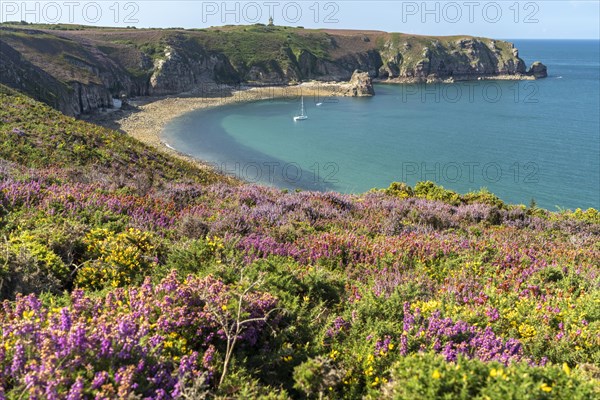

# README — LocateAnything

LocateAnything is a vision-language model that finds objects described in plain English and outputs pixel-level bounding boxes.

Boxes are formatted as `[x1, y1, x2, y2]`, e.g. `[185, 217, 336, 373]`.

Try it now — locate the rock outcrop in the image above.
[0, 25, 548, 115]
[527, 62, 548, 79]
[148, 37, 240, 95]
[340, 70, 374, 97]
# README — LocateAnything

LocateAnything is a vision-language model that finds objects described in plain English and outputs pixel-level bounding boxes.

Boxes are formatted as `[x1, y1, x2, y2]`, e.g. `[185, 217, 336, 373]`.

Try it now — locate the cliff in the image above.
[0, 24, 547, 115]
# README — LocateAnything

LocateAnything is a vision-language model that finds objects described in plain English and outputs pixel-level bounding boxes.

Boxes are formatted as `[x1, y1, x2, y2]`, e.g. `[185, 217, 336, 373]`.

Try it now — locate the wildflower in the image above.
[540, 383, 552, 392]
[432, 369, 441, 379]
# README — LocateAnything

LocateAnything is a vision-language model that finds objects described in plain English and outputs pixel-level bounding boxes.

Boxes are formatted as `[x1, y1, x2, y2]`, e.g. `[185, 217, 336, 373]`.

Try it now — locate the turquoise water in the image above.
[162, 40, 600, 210]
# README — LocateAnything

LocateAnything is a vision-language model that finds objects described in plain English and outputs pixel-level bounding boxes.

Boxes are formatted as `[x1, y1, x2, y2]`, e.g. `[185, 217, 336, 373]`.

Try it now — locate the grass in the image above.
[0, 84, 230, 185]
[191, 26, 332, 68]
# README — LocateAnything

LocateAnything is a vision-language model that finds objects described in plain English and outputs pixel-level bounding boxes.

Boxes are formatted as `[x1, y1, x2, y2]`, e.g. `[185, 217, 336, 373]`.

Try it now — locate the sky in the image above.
[1, 1, 599, 39]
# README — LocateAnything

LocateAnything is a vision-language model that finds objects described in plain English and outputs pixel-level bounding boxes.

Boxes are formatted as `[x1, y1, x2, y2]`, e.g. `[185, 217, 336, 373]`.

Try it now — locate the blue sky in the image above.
[1, 1, 599, 38]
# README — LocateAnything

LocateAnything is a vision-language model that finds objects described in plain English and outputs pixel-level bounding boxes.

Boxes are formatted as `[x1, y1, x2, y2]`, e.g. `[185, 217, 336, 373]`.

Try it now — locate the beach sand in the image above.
[94, 82, 350, 170]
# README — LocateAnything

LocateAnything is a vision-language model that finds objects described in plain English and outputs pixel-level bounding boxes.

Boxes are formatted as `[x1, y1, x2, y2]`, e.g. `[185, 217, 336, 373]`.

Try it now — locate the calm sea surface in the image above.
[162, 40, 600, 210]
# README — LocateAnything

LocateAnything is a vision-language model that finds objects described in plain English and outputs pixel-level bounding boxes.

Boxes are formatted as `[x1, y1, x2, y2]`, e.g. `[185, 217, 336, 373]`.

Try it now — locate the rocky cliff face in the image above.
[296, 49, 382, 82]
[148, 34, 240, 95]
[0, 27, 150, 115]
[377, 37, 532, 82]
[0, 25, 547, 115]
[0, 41, 76, 114]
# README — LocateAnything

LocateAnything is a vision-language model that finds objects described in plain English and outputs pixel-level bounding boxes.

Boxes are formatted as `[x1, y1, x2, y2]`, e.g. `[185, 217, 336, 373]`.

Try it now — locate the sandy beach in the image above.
[97, 82, 352, 170]
[96, 75, 537, 171]
[95, 72, 540, 168]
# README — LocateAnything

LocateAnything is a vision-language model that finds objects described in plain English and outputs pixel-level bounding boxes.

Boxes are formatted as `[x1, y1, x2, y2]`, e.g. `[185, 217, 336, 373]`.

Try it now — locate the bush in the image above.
[385, 182, 414, 199]
[382, 353, 598, 399]
[0, 234, 67, 299]
[0, 273, 279, 399]
[463, 188, 506, 208]
[161, 236, 227, 280]
[75, 227, 158, 290]
[293, 356, 343, 398]
[414, 181, 462, 206]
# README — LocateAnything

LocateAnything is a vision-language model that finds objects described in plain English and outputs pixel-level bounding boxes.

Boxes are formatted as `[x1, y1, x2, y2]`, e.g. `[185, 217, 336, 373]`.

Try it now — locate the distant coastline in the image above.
[1, 24, 546, 117]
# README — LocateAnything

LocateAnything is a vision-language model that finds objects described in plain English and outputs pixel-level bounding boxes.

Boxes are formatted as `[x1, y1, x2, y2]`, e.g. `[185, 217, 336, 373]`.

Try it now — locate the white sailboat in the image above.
[293, 96, 308, 121]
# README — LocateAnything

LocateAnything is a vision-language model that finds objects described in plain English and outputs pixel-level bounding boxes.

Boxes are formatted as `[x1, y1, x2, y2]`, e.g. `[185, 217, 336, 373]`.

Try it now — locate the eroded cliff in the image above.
[0, 24, 547, 115]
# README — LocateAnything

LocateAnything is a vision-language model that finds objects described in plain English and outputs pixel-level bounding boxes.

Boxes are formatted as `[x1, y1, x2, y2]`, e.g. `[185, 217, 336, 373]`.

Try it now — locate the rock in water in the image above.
[528, 62, 548, 79]
[347, 70, 375, 96]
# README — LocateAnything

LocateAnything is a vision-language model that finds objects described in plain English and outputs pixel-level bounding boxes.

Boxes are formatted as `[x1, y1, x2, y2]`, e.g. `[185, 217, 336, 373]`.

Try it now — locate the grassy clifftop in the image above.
[0, 23, 524, 74]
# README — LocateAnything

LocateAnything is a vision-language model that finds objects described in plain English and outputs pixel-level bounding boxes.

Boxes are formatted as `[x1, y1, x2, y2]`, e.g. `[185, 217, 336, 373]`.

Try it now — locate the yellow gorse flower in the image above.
[76, 228, 157, 289]
[540, 383, 552, 392]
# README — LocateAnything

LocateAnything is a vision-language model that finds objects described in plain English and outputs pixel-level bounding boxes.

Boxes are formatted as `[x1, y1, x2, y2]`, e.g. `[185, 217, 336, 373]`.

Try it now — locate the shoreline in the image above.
[95, 75, 539, 172]
[94, 82, 351, 171]
[374, 73, 537, 84]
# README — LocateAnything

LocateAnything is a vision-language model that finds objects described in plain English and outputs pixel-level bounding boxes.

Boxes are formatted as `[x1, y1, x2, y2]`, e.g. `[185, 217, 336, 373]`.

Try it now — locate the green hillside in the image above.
[0, 84, 229, 186]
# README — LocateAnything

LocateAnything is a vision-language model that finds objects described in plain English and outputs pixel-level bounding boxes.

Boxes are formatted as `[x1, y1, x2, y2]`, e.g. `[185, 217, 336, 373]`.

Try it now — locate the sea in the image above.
[161, 40, 600, 210]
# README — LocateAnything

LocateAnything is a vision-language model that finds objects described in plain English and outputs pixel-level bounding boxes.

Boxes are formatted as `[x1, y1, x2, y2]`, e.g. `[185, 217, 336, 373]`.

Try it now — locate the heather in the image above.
[1, 88, 599, 398]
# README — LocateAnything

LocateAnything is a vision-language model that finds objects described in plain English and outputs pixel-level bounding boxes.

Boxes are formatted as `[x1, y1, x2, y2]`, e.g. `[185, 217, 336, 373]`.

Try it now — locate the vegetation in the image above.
[0, 84, 229, 185]
[0, 87, 598, 398]
[192, 25, 332, 67]
[1, 23, 526, 104]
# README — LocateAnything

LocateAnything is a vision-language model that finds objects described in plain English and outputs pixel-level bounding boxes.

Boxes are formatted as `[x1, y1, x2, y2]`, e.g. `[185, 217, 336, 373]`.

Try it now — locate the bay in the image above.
[162, 40, 600, 210]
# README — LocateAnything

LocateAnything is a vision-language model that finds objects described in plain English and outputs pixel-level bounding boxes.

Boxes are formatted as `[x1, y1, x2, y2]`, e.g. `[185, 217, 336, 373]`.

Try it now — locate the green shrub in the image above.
[463, 188, 506, 208]
[293, 356, 343, 399]
[382, 353, 598, 400]
[556, 208, 600, 224]
[385, 182, 414, 199]
[161, 236, 228, 280]
[414, 181, 462, 206]
[75, 227, 158, 290]
[218, 368, 290, 399]
[0, 232, 68, 299]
